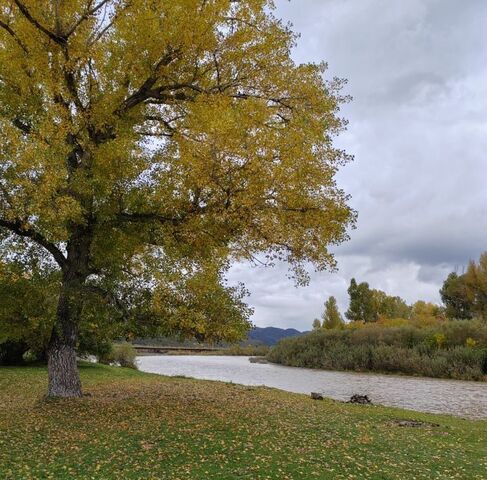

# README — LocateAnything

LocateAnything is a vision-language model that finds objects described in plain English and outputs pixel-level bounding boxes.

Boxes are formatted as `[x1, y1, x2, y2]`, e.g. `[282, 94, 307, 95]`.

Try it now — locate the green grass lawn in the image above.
[0, 364, 486, 479]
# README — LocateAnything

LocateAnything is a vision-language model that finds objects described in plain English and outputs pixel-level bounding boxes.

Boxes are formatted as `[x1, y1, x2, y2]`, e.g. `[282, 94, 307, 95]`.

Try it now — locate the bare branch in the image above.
[87, 1, 132, 46]
[65, 0, 111, 38]
[143, 114, 184, 135]
[135, 130, 173, 138]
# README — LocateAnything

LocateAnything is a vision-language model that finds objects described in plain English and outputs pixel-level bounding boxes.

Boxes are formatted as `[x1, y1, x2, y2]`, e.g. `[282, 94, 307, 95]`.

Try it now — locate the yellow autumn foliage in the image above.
[0, 1, 355, 394]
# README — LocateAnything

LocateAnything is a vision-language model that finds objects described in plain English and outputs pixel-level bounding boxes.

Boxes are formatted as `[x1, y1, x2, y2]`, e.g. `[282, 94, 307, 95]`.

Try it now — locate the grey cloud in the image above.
[226, 1, 487, 330]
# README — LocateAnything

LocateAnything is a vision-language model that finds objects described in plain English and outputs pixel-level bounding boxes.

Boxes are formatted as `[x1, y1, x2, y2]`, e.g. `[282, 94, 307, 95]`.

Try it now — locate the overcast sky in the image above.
[228, 0, 487, 331]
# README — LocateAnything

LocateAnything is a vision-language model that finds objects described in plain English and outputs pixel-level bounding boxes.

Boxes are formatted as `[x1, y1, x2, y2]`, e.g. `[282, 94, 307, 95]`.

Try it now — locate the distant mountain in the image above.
[247, 327, 303, 346]
[135, 327, 305, 348]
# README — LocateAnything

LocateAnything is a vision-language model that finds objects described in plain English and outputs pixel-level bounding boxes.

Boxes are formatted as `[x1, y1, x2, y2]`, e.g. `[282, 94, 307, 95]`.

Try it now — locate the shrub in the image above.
[100, 343, 138, 369]
[223, 344, 270, 356]
[434, 333, 446, 348]
[267, 320, 487, 381]
[21, 349, 46, 364]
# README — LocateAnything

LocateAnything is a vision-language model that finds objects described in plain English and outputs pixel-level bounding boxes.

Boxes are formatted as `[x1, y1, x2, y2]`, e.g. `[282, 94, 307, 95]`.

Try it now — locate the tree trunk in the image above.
[47, 220, 93, 397]
[47, 281, 83, 398]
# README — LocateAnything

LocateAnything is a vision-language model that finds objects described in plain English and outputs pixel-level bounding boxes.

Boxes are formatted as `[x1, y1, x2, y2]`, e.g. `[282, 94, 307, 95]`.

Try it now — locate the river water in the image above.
[137, 355, 487, 419]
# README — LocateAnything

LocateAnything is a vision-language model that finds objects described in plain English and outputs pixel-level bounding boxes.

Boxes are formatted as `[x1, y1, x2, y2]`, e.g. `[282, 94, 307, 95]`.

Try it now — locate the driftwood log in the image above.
[348, 394, 372, 404]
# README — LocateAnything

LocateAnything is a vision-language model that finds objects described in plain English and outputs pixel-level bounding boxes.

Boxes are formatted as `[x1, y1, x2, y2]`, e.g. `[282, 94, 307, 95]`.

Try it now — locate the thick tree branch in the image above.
[0, 218, 67, 269]
[64, 69, 85, 112]
[13, 0, 66, 45]
[0, 19, 28, 53]
[116, 49, 181, 115]
[91, 50, 185, 145]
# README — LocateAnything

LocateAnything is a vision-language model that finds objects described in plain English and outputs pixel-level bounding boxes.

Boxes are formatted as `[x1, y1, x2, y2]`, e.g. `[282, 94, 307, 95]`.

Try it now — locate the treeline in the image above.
[312, 251, 487, 330]
[269, 251, 487, 381]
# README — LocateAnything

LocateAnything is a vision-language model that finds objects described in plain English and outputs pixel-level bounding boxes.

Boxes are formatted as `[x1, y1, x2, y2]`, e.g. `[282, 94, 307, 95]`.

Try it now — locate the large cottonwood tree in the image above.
[0, 0, 355, 397]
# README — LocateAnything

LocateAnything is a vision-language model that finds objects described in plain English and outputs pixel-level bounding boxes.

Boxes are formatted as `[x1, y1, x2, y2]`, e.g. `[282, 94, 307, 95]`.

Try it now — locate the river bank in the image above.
[138, 355, 487, 419]
[1, 363, 486, 479]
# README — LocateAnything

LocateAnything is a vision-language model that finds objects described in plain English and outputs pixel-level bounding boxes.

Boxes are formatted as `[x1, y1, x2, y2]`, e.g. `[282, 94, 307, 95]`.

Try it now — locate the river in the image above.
[137, 355, 487, 419]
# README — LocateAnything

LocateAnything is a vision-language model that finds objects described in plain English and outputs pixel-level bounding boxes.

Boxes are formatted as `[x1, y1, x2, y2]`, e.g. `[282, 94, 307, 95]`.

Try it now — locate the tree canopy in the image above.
[321, 296, 344, 330]
[440, 254, 487, 321]
[440, 272, 472, 320]
[464, 253, 487, 319]
[345, 279, 376, 323]
[345, 278, 411, 323]
[0, 0, 355, 396]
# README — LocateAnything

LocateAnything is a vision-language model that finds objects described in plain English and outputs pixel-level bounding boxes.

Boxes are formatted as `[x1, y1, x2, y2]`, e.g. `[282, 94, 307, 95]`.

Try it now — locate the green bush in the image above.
[267, 321, 487, 381]
[100, 343, 138, 369]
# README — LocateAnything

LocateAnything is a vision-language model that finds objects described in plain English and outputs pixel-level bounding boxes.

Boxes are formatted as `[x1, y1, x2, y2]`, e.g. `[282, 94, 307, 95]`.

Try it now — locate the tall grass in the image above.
[267, 320, 487, 380]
